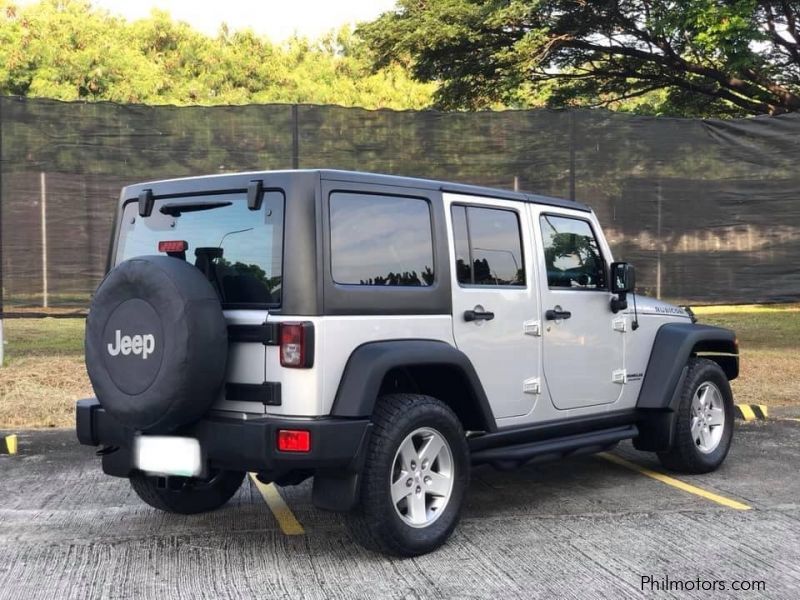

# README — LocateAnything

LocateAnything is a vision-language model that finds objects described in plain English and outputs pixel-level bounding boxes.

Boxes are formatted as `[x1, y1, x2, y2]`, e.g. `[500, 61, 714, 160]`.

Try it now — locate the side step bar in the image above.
[470, 425, 639, 468]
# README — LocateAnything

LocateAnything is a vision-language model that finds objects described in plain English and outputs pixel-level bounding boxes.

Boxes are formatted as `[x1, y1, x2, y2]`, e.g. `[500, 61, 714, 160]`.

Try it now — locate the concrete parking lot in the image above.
[2, 418, 800, 599]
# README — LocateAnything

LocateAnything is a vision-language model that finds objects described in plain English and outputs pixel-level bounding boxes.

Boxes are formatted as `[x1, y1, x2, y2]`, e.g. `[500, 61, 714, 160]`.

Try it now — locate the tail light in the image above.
[277, 429, 311, 452]
[279, 322, 314, 368]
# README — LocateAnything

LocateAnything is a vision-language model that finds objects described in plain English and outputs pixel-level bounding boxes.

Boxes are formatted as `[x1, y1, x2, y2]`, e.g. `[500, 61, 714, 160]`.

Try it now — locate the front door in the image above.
[534, 209, 624, 410]
[447, 195, 541, 420]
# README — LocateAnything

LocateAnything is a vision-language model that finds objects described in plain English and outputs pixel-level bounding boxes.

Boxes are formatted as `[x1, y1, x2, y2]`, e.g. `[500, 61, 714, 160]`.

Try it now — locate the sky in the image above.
[22, 0, 399, 40]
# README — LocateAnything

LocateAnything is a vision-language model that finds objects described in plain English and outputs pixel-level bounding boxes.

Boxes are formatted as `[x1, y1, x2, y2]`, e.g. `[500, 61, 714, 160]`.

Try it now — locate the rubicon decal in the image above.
[107, 330, 156, 359]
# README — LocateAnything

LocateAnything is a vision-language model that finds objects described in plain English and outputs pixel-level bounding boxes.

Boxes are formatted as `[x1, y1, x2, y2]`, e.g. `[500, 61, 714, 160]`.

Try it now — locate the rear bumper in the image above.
[76, 398, 372, 478]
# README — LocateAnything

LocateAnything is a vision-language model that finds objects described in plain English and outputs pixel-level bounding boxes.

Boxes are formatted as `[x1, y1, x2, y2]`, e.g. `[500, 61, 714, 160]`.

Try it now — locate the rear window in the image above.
[117, 192, 284, 307]
[329, 192, 434, 286]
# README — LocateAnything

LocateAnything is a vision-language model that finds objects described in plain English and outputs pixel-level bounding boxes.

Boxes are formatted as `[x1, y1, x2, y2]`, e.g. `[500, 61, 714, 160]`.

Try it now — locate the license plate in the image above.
[134, 436, 203, 477]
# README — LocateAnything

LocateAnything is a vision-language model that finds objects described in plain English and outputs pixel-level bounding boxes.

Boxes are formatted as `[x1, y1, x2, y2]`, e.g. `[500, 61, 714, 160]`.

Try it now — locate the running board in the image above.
[469, 425, 639, 468]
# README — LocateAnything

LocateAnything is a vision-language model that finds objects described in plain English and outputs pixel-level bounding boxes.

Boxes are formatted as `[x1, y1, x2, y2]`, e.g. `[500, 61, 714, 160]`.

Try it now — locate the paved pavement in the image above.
[1, 419, 799, 599]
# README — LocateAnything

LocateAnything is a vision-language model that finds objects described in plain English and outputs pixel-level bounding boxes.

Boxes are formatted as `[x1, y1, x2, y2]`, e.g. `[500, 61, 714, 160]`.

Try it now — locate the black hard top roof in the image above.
[122, 169, 591, 213]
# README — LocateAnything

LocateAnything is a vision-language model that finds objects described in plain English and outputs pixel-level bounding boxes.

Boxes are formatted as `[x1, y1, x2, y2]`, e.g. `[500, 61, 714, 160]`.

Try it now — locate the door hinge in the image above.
[523, 377, 541, 395]
[612, 317, 627, 332]
[227, 322, 279, 345]
[612, 369, 628, 384]
[523, 320, 542, 337]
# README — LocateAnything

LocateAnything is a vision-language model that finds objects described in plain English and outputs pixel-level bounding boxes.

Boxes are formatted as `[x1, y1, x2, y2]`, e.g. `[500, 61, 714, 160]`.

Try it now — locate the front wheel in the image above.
[346, 394, 470, 556]
[658, 358, 734, 474]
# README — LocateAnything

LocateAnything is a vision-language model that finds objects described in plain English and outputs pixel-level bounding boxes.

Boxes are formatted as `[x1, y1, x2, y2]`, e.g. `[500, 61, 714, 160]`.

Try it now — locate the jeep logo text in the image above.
[107, 330, 156, 359]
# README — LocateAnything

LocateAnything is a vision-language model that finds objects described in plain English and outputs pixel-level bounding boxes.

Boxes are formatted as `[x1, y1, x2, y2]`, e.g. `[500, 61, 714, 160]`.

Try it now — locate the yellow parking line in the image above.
[248, 473, 305, 535]
[598, 452, 751, 511]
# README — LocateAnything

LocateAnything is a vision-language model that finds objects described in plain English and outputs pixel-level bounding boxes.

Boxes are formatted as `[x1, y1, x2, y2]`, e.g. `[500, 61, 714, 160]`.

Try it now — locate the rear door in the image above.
[533, 208, 624, 410]
[446, 194, 541, 420]
[115, 189, 285, 414]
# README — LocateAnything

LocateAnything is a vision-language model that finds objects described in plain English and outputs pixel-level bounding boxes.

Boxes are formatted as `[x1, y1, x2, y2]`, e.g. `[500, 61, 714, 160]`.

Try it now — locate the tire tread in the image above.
[347, 393, 468, 556]
[130, 470, 245, 514]
[657, 357, 734, 474]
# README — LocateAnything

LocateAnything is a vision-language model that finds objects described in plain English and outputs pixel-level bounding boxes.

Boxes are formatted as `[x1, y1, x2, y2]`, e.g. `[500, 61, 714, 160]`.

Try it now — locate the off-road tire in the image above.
[346, 394, 470, 556]
[130, 470, 245, 514]
[657, 358, 734, 474]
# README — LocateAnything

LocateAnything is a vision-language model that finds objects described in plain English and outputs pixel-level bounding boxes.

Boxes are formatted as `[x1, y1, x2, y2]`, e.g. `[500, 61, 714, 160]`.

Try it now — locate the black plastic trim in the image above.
[331, 339, 497, 432]
[247, 179, 264, 210]
[138, 189, 154, 217]
[226, 382, 281, 405]
[468, 409, 639, 452]
[471, 425, 638, 466]
[76, 398, 371, 476]
[637, 323, 738, 411]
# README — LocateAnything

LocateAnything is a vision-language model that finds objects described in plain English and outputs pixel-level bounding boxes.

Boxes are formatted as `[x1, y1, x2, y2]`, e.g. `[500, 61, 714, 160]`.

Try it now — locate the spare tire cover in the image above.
[85, 255, 228, 433]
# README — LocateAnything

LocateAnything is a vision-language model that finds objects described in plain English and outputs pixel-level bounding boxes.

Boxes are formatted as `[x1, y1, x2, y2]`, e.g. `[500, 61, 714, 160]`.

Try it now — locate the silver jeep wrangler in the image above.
[77, 170, 738, 556]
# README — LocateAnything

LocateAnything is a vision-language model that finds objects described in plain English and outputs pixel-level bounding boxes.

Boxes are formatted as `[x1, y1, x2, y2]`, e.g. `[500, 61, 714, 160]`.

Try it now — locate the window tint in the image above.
[118, 192, 284, 306]
[330, 192, 434, 286]
[540, 215, 606, 289]
[451, 205, 525, 287]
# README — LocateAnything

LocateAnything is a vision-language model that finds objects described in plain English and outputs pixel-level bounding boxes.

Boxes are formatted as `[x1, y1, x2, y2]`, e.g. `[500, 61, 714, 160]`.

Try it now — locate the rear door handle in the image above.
[464, 309, 495, 322]
[545, 308, 572, 320]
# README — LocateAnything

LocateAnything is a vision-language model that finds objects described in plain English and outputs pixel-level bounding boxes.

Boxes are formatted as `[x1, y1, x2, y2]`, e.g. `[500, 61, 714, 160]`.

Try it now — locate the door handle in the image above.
[464, 309, 495, 322]
[545, 308, 572, 320]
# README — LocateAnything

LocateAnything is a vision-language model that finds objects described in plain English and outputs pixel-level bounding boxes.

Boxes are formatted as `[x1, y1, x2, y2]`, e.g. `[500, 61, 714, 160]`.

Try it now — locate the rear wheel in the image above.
[347, 394, 469, 556]
[130, 469, 245, 514]
[658, 358, 734, 474]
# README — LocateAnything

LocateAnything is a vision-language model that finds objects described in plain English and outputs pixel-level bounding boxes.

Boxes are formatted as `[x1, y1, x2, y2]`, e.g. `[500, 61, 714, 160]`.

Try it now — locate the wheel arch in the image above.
[330, 339, 497, 433]
[634, 322, 738, 452]
[637, 322, 738, 412]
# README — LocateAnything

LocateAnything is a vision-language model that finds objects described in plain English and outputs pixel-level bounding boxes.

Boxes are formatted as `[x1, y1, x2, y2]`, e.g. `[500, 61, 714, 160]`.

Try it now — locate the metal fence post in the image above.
[568, 110, 576, 201]
[0, 97, 4, 366]
[291, 104, 299, 170]
[656, 179, 662, 300]
[40, 171, 48, 308]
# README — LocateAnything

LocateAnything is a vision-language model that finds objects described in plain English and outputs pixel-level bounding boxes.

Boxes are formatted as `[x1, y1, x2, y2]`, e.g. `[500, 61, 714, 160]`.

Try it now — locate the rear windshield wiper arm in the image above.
[159, 201, 232, 217]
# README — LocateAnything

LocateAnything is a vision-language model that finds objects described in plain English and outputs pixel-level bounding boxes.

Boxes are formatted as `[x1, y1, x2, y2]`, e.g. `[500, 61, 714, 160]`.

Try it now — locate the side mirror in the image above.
[610, 262, 635, 314]
[610, 262, 636, 294]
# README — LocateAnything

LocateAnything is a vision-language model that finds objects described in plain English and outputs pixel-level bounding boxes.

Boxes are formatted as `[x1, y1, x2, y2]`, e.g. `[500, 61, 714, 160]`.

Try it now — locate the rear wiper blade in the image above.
[159, 201, 232, 217]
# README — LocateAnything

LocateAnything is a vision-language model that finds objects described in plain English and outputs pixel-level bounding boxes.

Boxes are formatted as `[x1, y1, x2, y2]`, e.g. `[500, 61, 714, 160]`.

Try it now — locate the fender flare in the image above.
[330, 339, 497, 432]
[634, 322, 737, 452]
[637, 322, 738, 411]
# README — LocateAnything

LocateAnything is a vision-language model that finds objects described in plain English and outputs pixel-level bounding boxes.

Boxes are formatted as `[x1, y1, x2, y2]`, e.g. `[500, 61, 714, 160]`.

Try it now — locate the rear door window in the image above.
[451, 205, 525, 287]
[117, 192, 284, 307]
[329, 192, 434, 286]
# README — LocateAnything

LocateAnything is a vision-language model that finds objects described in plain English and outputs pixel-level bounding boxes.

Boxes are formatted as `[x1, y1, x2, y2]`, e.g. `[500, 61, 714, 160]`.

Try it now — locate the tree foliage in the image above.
[0, 0, 435, 109]
[359, 0, 800, 116]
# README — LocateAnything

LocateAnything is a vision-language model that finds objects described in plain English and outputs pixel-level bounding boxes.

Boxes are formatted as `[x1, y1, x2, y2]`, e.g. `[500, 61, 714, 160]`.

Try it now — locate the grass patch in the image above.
[695, 304, 800, 408]
[3, 317, 85, 360]
[1, 318, 91, 428]
[0, 306, 797, 428]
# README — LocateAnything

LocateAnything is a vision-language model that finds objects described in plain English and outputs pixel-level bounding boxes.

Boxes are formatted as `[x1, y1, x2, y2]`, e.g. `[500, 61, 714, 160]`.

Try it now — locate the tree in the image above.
[0, 0, 435, 109]
[359, 1, 800, 116]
